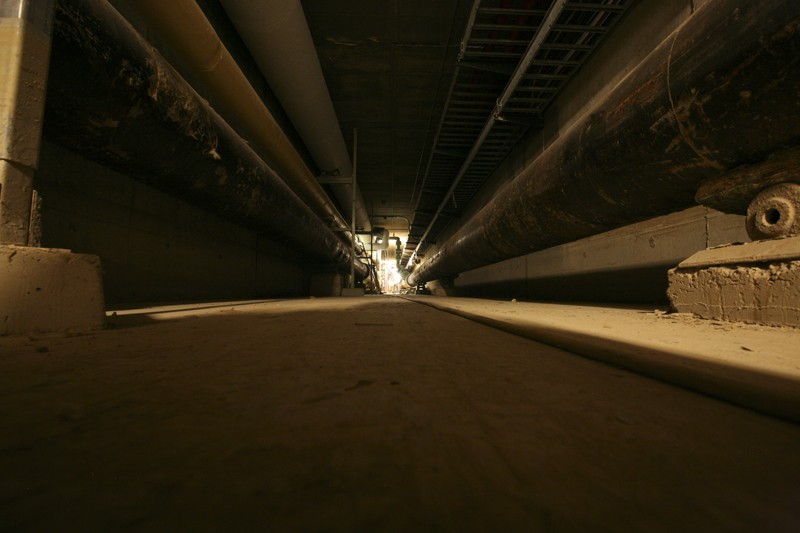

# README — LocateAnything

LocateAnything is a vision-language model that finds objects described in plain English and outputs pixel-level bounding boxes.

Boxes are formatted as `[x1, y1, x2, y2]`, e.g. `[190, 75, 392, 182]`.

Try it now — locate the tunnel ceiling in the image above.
[301, 0, 631, 263]
[301, 0, 472, 237]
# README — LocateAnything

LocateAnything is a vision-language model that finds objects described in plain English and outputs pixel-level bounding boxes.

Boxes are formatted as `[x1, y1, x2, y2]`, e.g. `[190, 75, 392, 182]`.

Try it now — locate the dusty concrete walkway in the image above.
[404, 296, 800, 422]
[1, 296, 799, 531]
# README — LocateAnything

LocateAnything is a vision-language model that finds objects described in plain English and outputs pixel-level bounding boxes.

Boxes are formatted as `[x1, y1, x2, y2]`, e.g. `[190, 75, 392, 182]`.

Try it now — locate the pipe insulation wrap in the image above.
[408, 0, 800, 286]
[219, 0, 372, 232]
[45, 0, 368, 279]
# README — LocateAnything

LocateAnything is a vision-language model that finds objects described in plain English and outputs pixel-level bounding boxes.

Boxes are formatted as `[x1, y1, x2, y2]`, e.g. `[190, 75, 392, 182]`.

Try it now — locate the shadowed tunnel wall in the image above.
[35, 142, 309, 304]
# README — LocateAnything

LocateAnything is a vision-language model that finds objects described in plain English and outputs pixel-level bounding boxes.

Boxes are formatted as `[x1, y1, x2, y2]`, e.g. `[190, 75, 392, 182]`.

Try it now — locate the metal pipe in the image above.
[45, 0, 368, 279]
[409, 0, 800, 286]
[460, 0, 483, 58]
[218, 0, 371, 233]
[121, 0, 358, 240]
[408, 0, 568, 267]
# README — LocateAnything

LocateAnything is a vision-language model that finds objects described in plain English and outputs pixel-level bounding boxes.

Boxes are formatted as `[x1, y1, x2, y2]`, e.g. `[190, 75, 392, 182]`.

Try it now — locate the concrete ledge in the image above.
[0, 246, 105, 335]
[668, 237, 800, 327]
[401, 296, 800, 424]
[676, 236, 800, 268]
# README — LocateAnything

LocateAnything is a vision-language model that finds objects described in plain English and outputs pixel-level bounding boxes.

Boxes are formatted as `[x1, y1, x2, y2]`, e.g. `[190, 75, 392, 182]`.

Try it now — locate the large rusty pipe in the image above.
[120, 0, 357, 240]
[45, 0, 368, 278]
[409, 0, 800, 286]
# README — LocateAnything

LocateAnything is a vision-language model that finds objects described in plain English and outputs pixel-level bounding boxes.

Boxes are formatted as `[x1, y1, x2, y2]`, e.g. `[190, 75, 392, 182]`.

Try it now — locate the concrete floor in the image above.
[1, 296, 799, 531]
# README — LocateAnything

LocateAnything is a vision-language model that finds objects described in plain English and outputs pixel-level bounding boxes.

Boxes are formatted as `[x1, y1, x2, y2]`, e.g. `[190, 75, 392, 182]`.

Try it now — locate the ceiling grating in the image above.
[403, 0, 631, 269]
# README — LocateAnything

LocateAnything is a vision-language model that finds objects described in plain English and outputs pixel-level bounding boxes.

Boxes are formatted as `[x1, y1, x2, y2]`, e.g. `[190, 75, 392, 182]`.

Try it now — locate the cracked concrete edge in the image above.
[400, 296, 800, 424]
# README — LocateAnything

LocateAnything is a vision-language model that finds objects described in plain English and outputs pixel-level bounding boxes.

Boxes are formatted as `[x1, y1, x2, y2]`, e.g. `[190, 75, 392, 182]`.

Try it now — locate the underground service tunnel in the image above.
[1, 0, 800, 530]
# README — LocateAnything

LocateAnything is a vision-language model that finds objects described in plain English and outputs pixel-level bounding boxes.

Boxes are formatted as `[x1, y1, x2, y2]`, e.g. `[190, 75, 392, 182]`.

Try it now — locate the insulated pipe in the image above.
[45, 0, 368, 279]
[409, 0, 800, 286]
[121, 0, 357, 240]
[219, 0, 372, 233]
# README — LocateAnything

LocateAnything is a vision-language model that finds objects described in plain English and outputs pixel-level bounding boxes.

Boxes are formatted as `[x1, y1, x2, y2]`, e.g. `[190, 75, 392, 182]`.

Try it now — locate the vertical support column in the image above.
[0, 0, 55, 245]
[350, 128, 358, 288]
[340, 129, 364, 297]
[0, 1, 105, 335]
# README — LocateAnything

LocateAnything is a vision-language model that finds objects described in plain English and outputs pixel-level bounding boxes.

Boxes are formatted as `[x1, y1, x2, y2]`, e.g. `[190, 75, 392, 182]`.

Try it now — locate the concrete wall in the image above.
[423, 0, 735, 304]
[35, 142, 309, 304]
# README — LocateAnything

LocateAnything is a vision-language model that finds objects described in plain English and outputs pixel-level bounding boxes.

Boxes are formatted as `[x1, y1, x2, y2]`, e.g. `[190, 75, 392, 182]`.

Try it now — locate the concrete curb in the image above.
[401, 296, 800, 424]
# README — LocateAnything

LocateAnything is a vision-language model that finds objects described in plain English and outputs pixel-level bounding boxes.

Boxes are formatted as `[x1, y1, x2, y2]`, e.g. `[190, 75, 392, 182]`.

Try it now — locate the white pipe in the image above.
[219, 0, 372, 232]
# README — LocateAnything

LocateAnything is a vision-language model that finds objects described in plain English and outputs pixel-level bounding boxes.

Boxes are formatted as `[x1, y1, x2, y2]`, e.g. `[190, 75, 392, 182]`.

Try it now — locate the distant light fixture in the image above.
[371, 227, 389, 249]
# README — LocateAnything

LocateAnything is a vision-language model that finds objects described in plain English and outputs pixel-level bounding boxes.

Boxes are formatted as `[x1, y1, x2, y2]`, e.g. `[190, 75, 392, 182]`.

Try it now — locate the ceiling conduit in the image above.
[123, 0, 363, 243]
[218, 0, 372, 233]
[408, 0, 569, 268]
[409, 0, 800, 286]
[403, 0, 630, 269]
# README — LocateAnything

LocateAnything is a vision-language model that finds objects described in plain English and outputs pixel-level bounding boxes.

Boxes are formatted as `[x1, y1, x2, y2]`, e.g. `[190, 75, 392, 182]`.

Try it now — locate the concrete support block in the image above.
[0, 245, 105, 335]
[310, 272, 342, 297]
[668, 237, 800, 327]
